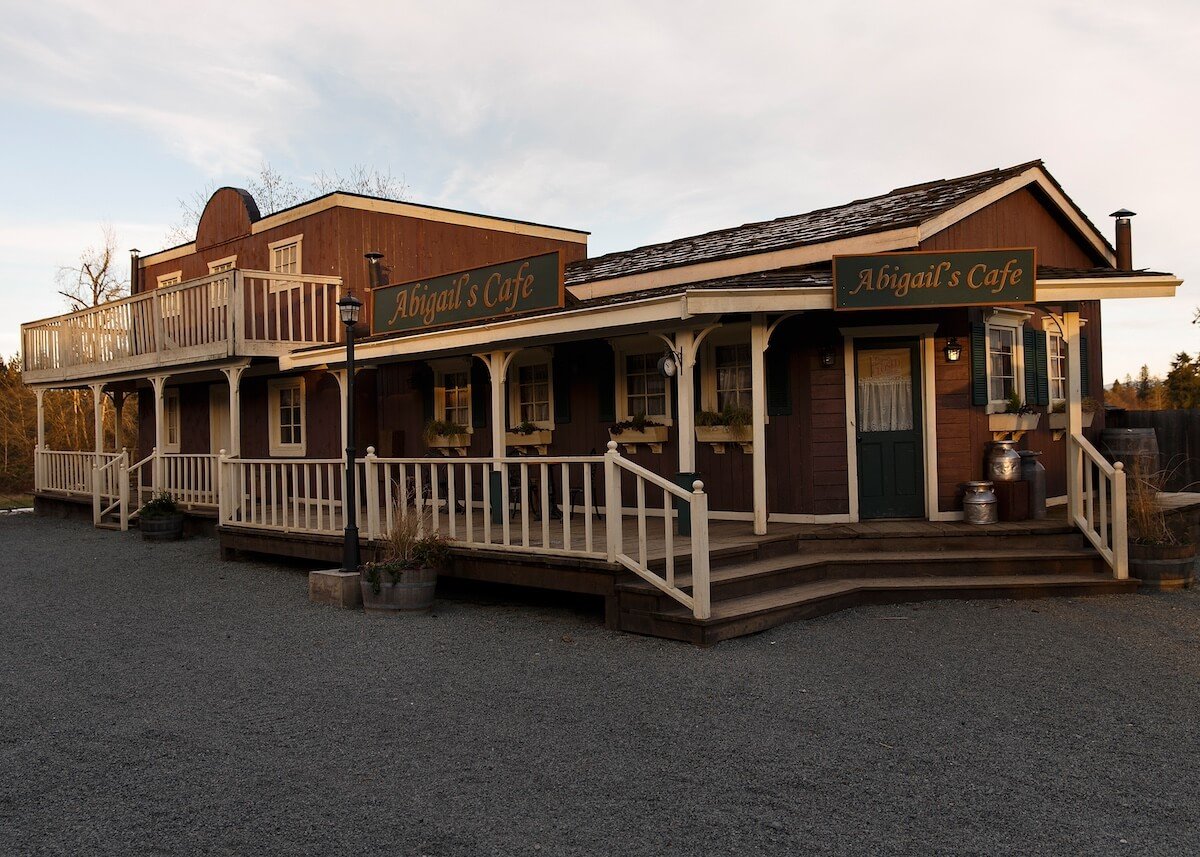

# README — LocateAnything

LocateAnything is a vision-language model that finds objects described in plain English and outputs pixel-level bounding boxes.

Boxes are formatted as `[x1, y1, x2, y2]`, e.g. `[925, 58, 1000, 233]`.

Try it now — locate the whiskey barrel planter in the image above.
[1129, 542, 1196, 590]
[361, 567, 438, 614]
[141, 513, 184, 541]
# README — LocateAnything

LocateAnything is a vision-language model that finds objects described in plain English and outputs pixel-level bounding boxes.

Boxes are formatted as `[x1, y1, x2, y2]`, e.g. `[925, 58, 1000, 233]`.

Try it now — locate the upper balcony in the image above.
[21, 270, 344, 385]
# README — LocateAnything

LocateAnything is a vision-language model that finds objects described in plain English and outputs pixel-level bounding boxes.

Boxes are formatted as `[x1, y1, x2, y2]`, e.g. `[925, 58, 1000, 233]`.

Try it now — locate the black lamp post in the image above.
[338, 289, 363, 572]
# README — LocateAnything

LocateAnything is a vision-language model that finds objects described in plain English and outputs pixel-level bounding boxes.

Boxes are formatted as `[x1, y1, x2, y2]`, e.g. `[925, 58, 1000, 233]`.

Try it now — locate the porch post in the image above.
[1064, 306, 1083, 521]
[110, 391, 125, 453]
[750, 313, 768, 535]
[34, 387, 46, 491]
[150, 375, 167, 493]
[220, 365, 245, 457]
[480, 349, 519, 462]
[675, 329, 697, 474]
[89, 383, 105, 464]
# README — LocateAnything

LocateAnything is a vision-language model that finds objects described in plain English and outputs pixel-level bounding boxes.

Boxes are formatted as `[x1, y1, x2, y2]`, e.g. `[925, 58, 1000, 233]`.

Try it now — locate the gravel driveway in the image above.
[2, 515, 1198, 856]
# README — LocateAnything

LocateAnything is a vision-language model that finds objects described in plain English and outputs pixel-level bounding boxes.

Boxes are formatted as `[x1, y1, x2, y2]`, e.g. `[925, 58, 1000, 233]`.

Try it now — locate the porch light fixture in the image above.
[338, 292, 362, 326]
[819, 345, 836, 368]
[944, 337, 963, 363]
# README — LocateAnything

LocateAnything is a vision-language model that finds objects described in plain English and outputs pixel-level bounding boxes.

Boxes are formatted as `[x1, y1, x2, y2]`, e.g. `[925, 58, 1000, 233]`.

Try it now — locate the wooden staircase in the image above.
[614, 524, 1138, 645]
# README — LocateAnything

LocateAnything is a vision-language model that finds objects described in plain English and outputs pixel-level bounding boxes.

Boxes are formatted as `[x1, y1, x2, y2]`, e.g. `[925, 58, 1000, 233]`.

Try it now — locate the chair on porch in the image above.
[566, 448, 600, 522]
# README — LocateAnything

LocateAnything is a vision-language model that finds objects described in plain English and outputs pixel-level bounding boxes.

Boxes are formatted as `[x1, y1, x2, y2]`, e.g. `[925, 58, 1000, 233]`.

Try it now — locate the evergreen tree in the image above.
[1165, 352, 1200, 409]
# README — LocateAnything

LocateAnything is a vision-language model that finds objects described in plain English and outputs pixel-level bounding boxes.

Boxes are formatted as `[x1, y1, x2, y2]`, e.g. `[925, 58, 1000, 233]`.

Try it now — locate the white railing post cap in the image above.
[692, 480, 705, 493]
[366, 446, 376, 457]
[606, 440, 619, 453]
[1114, 461, 1124, 471]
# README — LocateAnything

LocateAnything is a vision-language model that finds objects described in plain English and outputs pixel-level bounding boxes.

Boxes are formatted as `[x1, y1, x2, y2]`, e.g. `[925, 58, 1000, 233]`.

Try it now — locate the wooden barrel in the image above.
[140, 513, 183, 541]
[1130, 542, 1196, 590]
[361, 567, 438, 613]
[1100, 428, 1160, 476]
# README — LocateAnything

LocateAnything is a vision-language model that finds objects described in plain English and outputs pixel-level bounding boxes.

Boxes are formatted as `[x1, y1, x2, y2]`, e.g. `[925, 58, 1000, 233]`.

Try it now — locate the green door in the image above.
[855, 339, 925, 519]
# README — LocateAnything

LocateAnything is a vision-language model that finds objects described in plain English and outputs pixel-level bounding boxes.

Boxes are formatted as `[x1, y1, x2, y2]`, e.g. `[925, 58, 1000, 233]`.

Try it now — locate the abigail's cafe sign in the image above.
[833, 248, 1036, 311]
[371, 252, 565, 335]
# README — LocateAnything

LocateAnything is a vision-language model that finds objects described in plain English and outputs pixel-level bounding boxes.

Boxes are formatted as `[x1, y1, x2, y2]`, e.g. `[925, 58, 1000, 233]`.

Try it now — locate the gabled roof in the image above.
[565, 160, 1114, 287]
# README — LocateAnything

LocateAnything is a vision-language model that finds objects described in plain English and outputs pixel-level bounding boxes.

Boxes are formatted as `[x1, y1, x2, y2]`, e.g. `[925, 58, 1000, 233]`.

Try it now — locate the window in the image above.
[162, 389, 181, 453]
[207, 256, 236, 307]
[625, 352, 668, 419]
[268, 379, 306, 456]
[516, 363, 551, 424]
[987, 325, 1018, 405]
[269, 235, 302, 275]
[208, 256, 236, 274]
[157, 271, 182, 289]
[440, 370, 470, 427]
[1048, 331, 1066, 403]
[715, 343, 752, 411]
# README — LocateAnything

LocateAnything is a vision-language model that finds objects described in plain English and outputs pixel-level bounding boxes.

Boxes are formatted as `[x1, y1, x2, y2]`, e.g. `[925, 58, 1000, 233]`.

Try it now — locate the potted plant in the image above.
[1048, 397, 1098, 430]
[608, 412, 669, 453]
[695, 405, 754, 453]
[988, 391, 1041, 437]
[139, 492, 184, 541]
[1126, 458, 1196, 590]
[360, 512, 451, 613]
[423, 420, 471, 456]
[505, 420, 553, 453]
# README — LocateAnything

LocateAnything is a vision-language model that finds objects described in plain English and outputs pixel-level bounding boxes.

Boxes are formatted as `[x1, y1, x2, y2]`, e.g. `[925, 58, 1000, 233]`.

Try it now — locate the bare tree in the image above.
[165, 162, 407, 245]
[55, 224, 128, 311]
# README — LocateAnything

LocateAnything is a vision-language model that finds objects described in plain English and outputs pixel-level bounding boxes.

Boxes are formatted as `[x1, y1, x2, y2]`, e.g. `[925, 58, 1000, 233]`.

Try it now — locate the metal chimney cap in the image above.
[364, 252, 384, 263]
[1110, 208, 1137, 218]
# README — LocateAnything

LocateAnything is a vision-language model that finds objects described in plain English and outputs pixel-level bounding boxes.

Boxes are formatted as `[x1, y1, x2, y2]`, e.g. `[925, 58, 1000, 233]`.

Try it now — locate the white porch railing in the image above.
[20, 270, 343, 383]
[35, 448, 119, 497]
[215, 442, 714, 619]
[1069, 433, 1129, 579]
[92, 452, 129, 530]
[159, 453, 220, 509]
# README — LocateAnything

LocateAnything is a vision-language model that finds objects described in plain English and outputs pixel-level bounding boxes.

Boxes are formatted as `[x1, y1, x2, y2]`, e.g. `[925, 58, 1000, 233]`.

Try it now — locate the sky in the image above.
[1, 0, 1197, 381]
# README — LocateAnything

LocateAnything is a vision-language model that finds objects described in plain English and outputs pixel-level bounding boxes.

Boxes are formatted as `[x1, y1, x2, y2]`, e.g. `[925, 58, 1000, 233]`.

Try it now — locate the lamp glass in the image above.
[944, 338, 962, 362]
[338, 294, 362, 325]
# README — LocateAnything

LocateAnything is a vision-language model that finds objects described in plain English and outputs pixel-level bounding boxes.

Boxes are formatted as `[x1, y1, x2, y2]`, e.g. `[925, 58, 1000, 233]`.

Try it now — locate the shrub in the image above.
[361, 507, 451, 592]
[609, 412, 664, 435]
[139, 492, 179, 519]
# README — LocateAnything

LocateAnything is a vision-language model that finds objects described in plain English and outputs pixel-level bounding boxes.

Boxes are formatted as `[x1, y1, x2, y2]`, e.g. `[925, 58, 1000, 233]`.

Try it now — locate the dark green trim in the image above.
[970, 321, 988, 406]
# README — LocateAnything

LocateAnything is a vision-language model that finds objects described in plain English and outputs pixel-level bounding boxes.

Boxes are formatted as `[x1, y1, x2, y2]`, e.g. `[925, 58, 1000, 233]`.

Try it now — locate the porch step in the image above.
[94, 521, 124, 531]
[622, 548, 1108, 608]
[619, 572, 1138, 645]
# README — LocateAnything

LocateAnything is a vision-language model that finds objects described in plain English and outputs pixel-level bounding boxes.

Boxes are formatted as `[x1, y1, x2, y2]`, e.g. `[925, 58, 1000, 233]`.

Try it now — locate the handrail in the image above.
[20, 270, 234, 329]
[1069, 432, 1128, 579]
[92, 451, 129, 530]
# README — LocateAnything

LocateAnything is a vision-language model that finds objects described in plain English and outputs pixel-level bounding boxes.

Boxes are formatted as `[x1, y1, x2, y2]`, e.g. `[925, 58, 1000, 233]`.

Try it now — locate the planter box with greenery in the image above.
[360, 512, 450, 614]
[1048, 397, 1099, 433]
[423, 420, 471, 456]
[505, 422, 553, 453]
[695, 406, 753, 453]
[989, 392, 1040, 439]
[608, 414, 669, 453]
[139, 492, 184, 541]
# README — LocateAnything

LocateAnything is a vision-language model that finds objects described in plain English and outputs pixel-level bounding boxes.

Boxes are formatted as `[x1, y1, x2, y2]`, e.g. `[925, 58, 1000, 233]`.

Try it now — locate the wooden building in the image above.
[21, 160, 1183, 642]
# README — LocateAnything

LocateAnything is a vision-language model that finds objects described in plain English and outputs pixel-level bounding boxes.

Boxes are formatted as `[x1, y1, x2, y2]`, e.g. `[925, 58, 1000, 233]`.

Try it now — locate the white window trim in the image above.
[207, 255, 237, 273]
[1040, 316, 1088, 406]
[611, 336, 674, 425]
[267, 234, 303, 293]
[984, 311, 1027, 414]
[162, 388, 181, 453]
[430, 358, 473, 431]
[156, 270, 183, 289]
[506, 348, 555, 430]
[268, 378, 306, 457]
[697, 323, 753, 413]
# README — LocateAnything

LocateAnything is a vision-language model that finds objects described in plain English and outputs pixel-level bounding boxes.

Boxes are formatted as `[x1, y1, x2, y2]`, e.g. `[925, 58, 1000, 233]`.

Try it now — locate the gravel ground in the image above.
[2, 515, 1199, 857]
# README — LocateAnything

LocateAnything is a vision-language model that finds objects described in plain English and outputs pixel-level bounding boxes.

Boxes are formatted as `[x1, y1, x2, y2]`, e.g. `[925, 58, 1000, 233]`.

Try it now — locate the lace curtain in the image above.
[858, 375, 913, 432]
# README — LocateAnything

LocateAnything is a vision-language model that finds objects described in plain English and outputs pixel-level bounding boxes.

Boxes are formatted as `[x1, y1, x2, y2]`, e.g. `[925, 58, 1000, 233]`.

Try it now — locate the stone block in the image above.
[309, 569, 362, 608]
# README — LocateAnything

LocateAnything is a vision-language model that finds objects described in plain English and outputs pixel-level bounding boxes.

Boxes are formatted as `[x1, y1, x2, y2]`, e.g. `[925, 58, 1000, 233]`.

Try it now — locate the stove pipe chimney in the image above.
[1110, 209, 1136, 271]
[129, 248, 140, 293]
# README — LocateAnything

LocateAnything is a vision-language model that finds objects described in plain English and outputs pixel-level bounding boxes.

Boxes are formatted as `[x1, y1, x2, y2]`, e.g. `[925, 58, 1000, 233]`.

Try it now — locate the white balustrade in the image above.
[1069, 433, 1129, 579]
[36, 449, 118, 497]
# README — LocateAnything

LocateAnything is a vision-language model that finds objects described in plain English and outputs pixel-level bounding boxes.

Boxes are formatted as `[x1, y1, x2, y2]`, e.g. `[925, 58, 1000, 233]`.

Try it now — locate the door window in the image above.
[857, 348, 913, 432]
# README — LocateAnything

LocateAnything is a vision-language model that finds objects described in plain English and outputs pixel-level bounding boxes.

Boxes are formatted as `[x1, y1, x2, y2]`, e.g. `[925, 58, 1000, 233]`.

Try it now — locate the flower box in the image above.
[1048, 411, 1095, 431]
[506, 428, 553, 454]
[426, 433, 472, 456]
[988, 412, 1040, 440]
[695, 425, 753, 454]
[608, 425, 670, 454]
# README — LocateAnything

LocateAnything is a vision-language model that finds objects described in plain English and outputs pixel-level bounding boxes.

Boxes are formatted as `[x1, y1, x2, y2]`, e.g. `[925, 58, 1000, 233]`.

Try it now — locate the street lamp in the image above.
[337, 288, 364, 573]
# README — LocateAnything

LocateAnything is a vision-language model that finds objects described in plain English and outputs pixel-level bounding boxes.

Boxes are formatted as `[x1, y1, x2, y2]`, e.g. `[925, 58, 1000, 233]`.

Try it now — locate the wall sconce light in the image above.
[943, 337, 963, 363]
[819, 345, 836, 368]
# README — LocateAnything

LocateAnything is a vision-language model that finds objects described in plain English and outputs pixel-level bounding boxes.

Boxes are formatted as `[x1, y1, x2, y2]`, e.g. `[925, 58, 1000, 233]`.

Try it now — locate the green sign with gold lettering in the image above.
[371, 252, 564, 335]
[833, 248, 1036, 311]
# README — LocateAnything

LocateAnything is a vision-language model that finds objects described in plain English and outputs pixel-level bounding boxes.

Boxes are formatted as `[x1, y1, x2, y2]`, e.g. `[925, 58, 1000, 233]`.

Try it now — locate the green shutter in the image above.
[1035, 331, 1050, 405]
[970, 321, 988, 406]
[1023, 327, 1038, 407]
[766, 347, 792, 416]
[553, 348, 572, 424]
[692, 355, 702, 410]
[471, 359, 489, 428]
[1080, 334, 1090, 395]
[415, 363, 434, 424]
[597, 347, 616, 423]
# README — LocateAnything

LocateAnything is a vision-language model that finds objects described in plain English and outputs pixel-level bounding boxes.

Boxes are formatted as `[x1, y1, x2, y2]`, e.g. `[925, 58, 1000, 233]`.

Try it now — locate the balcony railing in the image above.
[20, 270, 343, 383]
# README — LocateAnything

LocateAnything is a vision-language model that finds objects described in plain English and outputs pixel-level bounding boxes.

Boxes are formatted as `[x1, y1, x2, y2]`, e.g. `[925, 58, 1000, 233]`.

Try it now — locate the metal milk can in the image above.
[1018, 450, 1046, 520]
[962, 481, 998, 525]
[986, 440, 1021, 482]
